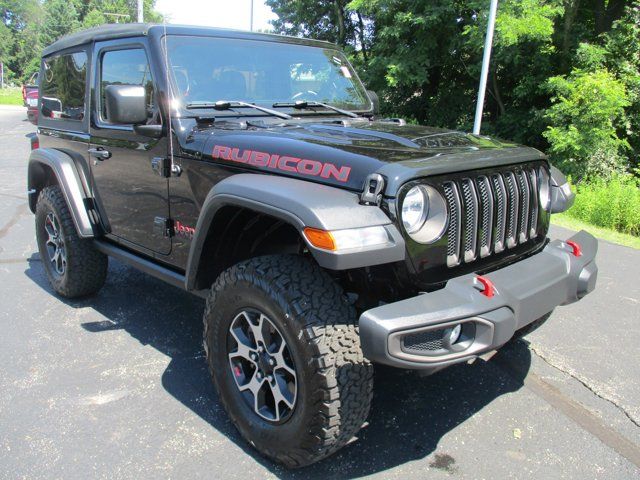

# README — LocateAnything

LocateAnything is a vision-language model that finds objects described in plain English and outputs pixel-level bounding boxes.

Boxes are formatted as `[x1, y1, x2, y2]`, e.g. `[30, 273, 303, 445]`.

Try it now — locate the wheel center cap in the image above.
[257, 351, 274, 375]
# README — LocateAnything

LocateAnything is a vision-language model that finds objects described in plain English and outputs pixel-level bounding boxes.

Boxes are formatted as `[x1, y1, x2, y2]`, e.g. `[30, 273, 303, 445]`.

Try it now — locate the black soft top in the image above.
[42, 23, 336, 57]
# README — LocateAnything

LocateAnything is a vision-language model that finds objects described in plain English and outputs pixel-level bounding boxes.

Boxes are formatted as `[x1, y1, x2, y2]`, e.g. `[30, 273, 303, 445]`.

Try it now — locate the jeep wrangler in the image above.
[28, 24, 598, 467]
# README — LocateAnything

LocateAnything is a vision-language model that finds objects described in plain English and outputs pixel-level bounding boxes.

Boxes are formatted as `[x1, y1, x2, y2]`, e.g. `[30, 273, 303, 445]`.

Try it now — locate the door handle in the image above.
[88, 148, 111, 160]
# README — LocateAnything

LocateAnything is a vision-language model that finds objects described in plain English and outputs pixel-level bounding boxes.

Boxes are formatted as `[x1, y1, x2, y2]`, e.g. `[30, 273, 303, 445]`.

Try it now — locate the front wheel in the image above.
[203, 255, 373, 468]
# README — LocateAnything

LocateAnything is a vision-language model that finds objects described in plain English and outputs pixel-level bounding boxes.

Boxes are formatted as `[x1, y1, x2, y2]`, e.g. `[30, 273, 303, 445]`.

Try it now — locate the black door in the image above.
[89, 41, 171, 255]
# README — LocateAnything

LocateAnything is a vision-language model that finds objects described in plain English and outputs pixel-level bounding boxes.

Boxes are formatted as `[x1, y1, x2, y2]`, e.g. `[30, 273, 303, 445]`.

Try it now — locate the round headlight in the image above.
[401, 185, 448, 244]
[539, 167, 551, 211]
[401, 186, 429, 234]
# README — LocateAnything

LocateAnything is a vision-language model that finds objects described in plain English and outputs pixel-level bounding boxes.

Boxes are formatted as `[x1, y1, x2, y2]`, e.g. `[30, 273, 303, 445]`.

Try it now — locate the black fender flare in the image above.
[185, 174, 405, 290]
[28, 148, 95, 238]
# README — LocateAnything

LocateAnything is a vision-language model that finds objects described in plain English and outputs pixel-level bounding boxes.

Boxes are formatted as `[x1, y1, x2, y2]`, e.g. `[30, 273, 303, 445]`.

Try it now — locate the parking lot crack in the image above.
[0, 202, 29, 240]
[530, 344, 640, 429]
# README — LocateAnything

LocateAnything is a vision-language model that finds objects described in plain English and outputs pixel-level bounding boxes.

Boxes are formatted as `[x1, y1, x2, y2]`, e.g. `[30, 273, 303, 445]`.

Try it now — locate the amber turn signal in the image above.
[303, 227, 336, 251]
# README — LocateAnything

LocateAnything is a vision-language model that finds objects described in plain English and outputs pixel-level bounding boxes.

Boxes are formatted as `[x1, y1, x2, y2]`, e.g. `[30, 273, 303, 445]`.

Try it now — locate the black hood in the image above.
[175, 117, 546, 195]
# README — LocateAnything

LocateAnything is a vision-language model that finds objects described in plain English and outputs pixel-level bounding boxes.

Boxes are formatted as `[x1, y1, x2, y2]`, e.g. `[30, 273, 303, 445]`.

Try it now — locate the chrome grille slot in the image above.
[503, 171, 519, 249]
[431, 163, 546, 269]
[443, 182, 462, 267]
[528, 168, 539, 237]
[477, 176, 493, 258]
[460, 179, 479, 262]
[516, 170, 531, 243]
[492, 174, 507, 253]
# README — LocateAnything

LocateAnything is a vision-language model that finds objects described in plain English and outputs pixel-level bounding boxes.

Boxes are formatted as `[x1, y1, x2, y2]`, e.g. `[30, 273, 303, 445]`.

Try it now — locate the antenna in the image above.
[162, 21, 175, 169]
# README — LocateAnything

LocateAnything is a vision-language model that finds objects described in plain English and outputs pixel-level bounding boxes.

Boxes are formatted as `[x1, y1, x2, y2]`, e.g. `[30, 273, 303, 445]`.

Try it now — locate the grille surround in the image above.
[415, 162, 549, 270]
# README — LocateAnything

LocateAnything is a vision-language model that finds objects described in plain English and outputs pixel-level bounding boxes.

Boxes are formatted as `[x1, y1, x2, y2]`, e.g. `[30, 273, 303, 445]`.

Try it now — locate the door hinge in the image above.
[154, 216, 174, 238]
[151, 157, 171, 178]
[151, 157, 182, 178]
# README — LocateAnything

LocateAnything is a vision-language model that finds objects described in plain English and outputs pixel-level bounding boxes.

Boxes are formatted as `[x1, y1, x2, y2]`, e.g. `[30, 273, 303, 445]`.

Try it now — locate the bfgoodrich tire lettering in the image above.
[203, 254, 374, 468]
[35, 186, 107, 298]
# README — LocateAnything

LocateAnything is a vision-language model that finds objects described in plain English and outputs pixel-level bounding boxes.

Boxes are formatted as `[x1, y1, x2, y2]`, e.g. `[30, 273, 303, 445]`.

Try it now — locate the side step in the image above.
[93, 240, 208, 299]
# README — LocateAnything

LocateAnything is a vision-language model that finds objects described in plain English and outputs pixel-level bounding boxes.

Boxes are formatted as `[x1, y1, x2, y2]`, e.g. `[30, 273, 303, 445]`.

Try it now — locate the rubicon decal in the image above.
[212, 145, 351, 183]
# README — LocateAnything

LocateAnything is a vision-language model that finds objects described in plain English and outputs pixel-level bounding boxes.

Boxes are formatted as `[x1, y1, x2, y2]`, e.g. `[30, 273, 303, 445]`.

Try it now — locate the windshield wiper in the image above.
[272, 100, 359, 118]
[185, 100, 292, 120]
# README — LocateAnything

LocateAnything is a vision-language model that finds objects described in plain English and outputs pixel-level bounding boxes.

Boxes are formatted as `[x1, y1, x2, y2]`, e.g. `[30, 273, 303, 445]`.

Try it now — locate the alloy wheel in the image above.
[227, 309, 297, 423]
[44, 212, 66, 276]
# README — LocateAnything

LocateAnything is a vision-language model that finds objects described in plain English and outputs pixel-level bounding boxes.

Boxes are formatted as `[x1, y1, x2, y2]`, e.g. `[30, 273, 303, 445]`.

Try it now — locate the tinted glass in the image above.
[100, 49, 154, 121]
[40, 52, 87, 121]
[165, 36, 371, 111]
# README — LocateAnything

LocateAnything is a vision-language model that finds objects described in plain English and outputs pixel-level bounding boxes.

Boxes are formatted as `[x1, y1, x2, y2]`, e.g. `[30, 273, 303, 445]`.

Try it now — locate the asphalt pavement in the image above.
[0, 105, 638, 479]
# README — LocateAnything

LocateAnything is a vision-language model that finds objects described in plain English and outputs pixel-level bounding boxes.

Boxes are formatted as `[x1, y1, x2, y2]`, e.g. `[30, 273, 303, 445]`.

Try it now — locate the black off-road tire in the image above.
[35, 185, 108, 298]
[512, 311, 553, 341]
[203, 255, 374, 468]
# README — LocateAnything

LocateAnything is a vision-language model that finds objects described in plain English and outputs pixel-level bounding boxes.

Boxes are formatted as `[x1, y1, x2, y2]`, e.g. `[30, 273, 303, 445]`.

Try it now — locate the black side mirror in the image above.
[367, 90, 380, 115]
[105, 85, 148, 125]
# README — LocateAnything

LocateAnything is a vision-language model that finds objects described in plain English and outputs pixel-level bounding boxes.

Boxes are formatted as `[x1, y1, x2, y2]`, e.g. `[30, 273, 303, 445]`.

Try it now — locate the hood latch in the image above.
[360, 173, 385, 206]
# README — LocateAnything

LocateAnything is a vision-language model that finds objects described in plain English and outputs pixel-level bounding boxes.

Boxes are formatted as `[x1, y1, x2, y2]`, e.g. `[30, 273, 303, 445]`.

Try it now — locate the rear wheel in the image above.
[203, 255, 373, 467]
[35, 186, 107, 298]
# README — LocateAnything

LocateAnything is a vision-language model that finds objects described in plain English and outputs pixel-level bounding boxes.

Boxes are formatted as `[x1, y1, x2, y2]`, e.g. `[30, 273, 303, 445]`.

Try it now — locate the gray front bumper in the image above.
[359, 230, 598, 371]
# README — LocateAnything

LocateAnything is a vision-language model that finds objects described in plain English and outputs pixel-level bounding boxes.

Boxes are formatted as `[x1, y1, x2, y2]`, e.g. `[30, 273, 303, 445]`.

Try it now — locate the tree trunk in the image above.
[356, 12, 368, 62]
[333, 0, 346, 47]
[561, 0, 580, 72]
[491, 71, 506, 117]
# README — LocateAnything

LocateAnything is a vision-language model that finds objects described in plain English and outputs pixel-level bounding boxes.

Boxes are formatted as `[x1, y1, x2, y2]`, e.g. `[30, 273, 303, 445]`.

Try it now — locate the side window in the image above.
[40, 52, 87, 121]
[100, 48, 154, 123]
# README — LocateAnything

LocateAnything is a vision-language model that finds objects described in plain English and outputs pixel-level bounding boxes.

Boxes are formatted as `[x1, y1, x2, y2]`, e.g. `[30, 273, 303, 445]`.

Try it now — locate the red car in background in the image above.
[21, 72, 38, 106]
[26, 88, 38, 125]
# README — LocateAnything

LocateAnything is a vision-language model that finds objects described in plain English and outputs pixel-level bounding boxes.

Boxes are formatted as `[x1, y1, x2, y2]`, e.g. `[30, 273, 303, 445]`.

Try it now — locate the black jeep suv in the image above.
[28, 24, 598, 467]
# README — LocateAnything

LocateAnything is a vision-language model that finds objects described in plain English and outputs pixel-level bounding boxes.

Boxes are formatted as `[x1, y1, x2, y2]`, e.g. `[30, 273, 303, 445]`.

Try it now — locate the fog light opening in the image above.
[447, 324, 462, 345]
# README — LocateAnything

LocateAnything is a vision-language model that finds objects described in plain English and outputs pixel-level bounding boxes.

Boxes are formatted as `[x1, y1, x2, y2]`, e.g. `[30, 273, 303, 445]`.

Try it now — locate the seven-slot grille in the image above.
[442, 165, 546, 267]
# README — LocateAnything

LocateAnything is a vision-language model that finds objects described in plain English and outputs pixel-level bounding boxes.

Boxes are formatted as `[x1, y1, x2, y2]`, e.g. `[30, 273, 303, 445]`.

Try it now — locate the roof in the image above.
[42, 23, 336, 57]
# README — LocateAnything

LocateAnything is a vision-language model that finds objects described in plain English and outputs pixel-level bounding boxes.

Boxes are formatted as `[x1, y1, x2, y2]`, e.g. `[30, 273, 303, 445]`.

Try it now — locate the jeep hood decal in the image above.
[176, 119, 546, 193]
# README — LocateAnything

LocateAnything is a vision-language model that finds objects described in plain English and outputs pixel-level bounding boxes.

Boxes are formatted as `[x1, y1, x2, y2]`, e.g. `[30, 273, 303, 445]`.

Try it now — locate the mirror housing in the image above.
[549, 165, 575, 213]
[367, 90, 380, 115]
[104, 85, 148, 125]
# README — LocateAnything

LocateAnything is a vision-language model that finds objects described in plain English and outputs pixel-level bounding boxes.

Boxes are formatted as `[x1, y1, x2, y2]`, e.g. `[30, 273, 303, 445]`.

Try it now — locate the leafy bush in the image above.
[566, 174, 640, 236]
[544, 67, 630, 180]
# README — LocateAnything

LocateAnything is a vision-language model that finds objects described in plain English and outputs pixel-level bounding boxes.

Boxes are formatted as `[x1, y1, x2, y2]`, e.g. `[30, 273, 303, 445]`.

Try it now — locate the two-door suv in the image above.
[28, 24, 598, 467]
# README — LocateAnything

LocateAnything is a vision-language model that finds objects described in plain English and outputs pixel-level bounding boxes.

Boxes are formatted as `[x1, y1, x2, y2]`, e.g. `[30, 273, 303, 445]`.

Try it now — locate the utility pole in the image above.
[250, 0, 254, 31]
[138, 0, 144, 23]
[0, 62, 4, 89]
[473, 0, 499, 135]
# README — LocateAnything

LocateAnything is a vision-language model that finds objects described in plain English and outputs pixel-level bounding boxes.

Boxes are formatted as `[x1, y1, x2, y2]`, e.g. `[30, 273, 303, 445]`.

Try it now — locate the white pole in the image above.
[250, 0, 254, 31]
[138, 0, 144, 23]
[473, 0, 499, 135]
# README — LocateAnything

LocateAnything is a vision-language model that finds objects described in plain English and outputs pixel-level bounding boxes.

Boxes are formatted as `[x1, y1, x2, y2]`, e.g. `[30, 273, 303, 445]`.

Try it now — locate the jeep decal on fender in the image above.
[212, 145, 351, 183]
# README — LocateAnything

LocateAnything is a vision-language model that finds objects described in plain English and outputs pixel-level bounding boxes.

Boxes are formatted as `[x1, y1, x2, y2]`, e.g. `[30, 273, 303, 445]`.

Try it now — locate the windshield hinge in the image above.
[360, 173, 385, 206]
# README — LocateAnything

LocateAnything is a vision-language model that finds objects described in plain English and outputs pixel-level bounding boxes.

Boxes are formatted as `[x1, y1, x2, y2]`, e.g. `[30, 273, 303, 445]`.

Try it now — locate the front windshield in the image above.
[165, 36, 371, 112]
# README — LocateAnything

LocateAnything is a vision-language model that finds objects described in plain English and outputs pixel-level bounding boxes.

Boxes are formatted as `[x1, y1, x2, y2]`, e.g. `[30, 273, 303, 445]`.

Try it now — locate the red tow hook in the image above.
[566, 240, 582, 257]
[475, 275, 495, 298]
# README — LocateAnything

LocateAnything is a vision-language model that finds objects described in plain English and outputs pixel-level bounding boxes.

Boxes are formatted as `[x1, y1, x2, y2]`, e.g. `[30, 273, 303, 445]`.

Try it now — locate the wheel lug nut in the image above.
[256, 371, 262, 379]
[268, 358, 275, 366]
[267, 375, 273, 383]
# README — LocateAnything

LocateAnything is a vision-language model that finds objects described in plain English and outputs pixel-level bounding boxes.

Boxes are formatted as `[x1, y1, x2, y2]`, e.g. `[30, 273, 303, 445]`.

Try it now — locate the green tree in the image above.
[41, 0, 80, 49]
[544, 66, 630, 179]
